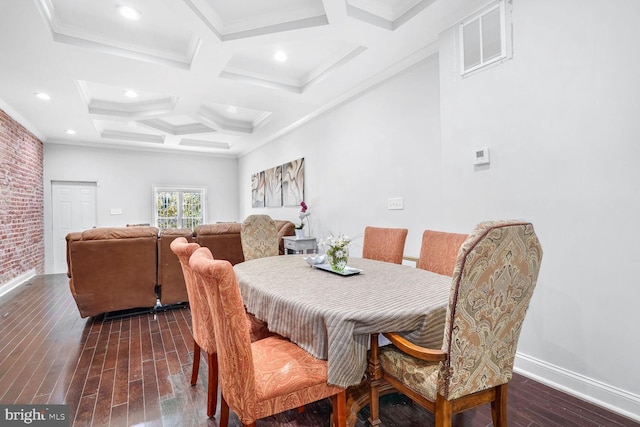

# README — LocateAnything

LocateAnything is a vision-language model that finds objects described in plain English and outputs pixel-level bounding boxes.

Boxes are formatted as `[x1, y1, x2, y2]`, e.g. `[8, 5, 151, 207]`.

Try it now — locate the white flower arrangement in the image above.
[320, 234, 352, 251]
[320, 233, 352, 272]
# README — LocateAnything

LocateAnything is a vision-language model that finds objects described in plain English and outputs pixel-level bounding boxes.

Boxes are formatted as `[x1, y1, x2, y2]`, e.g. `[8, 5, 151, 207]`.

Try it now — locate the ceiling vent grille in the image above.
[459, 1, 510, 76]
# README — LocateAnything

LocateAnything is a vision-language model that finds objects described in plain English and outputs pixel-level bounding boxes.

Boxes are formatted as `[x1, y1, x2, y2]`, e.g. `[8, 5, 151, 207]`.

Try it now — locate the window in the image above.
[153, 186, 206, 230]
[459, 1, 510, 75]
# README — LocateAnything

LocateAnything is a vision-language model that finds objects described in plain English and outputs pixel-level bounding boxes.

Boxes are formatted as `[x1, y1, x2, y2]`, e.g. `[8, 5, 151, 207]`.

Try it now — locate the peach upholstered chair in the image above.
[241, 215, 279, 261]
[416, 229, 469, 276]
[362, 226, 408, 264]
[369, 220, 543, 427]
[170, 238, 271, 418]
[170, 237, 218, 417]
[189, 247, 347, 427]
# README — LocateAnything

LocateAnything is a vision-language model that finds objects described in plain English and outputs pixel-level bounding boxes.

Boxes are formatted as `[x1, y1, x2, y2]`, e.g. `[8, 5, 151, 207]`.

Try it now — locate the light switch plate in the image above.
[387, 197, 404, 210]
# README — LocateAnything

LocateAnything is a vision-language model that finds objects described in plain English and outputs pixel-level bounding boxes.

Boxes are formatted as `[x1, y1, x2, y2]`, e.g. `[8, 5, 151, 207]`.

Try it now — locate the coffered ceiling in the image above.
[0, 0, 486, 156]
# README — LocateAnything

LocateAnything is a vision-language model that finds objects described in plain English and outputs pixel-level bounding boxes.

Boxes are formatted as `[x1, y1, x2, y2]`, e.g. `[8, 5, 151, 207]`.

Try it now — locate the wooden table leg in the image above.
[344, 334, 398, 427]
[345, 379, 398, 426]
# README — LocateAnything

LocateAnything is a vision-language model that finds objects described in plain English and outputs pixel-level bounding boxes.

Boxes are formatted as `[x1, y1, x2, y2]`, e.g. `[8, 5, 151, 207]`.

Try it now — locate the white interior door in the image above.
[52, 181, 97, 274]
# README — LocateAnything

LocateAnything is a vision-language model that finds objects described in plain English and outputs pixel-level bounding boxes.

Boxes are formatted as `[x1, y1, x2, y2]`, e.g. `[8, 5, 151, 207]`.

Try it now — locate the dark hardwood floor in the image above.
[1, 274, 637, 427]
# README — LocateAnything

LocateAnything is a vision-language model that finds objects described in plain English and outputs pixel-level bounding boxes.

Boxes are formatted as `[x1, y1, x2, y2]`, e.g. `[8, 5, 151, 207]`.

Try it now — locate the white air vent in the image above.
[459, 1, 510, 75]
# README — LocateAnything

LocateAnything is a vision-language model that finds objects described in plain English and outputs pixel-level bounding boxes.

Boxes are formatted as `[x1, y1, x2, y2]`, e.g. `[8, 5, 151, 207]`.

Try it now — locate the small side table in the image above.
[283, 236, 317, 255]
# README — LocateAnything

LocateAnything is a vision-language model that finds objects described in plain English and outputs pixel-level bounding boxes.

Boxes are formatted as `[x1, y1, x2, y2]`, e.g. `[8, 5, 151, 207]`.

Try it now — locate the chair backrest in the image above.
[439, 220, 543, 400]
[362, 226, 408, 264]
[417, 230, 469, 276]
[170, 237, 216, 354]
[241, 215, 279, 261]
[158, 228, 194, 305]
[189, 248, 257, 420]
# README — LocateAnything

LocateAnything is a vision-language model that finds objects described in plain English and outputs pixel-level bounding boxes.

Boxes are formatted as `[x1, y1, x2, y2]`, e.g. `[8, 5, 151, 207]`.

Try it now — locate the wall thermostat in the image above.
[474, 147, 490, 165]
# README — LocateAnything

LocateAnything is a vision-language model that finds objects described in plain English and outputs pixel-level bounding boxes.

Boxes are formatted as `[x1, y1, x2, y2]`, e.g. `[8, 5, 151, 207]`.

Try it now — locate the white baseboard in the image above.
[0, 269, 36, 298]
[515, 352, 640, 422]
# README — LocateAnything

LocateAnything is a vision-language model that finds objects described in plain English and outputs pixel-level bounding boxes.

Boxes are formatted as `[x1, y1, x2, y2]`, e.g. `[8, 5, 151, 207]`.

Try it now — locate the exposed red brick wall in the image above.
[0, 109, 44, 284]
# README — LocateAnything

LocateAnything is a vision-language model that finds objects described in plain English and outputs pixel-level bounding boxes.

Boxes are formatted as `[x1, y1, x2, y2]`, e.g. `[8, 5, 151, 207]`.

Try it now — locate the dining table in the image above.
[233, 255, 452, 389]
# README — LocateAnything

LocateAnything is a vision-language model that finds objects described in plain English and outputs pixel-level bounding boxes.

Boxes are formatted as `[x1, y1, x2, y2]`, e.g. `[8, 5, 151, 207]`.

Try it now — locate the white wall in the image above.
[238, 0, 640, 419]
[239, 55, 443, 258]
[438, 0, 640, 417]
[43, 144, 239, 273]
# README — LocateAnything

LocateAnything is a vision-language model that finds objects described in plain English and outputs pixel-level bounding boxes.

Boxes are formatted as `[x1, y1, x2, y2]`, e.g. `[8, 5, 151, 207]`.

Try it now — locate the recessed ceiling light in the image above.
[123, 90, 139, 98]
[226, 106, 238, 114]
[35, 92, 51, 101]
[65, 129, 76, 135]
[119, 6, 141, 21]
[274, 50, 288, 62]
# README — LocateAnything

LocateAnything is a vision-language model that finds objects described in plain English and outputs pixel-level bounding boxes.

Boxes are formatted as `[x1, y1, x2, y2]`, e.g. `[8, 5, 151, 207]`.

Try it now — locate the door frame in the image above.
[50, 180, 98, 274]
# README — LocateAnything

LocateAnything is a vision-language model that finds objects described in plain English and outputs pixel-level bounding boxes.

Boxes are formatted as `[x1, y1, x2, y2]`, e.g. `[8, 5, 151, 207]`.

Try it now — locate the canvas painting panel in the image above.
[282, 158, 305, 206]
[251, 172, 265, 208]
[264, 166, 282, 207]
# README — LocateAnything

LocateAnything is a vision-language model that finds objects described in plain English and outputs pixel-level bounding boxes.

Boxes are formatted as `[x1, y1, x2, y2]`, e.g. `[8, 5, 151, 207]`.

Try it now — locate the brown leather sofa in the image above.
[66, 220, 295, 318]
[194, 220, 294, 265]
[66, 226, 159, 318]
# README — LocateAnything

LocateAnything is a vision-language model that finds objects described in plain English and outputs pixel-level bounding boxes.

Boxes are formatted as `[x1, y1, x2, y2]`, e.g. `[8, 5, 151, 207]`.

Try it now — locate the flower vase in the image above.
[327, 245, 349, 273]
[295, 228, 305, 238]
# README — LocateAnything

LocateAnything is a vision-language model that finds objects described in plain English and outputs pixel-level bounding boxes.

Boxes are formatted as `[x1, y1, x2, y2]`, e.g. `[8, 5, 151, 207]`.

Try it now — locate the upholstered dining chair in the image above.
[169, 237, 218, 417]
[241, 214, 279, 261]
[170, 237, 272, 418]
[189, 247, 347, 427]
[362, 226, 408, 264]
[416, 229, 469, 276]
[368, 220, 543, 427]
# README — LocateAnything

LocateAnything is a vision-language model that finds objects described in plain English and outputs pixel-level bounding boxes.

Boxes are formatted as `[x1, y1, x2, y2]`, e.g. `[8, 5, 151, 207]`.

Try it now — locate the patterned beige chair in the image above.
[189, 247, 347, 427]
[369, 220, 543, 427]
[241, 215, 279, 261]
[362, 226, 408, 264]
[417, 229, 469, 276]
[170, 238, 271, 418]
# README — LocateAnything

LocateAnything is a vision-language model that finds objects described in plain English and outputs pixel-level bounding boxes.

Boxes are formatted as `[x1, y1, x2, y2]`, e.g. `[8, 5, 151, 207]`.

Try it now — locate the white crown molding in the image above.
[221, 5, 326, 35]
[138, 119, 215, 136]
[182, 0, 328, 42]
[302, 46, 368, 91]
[347, 0, 436, 31]
[220, 67, 302, 92]
[181, 0, 224, 38]
[220, 43, 366, 94]
[45, 138, 237, 158]
[346, 5, 393, 30]
[221, 15, 329, 42]
[180, 138, 230, 150]
[88, 98, 177, 120]
[34, 0, 200, 69]
[101, 130, 165, 144]
[0, 98, 46, 141]
[218, 70, 302, 93]
[197, 106, 255, 134]
[515, 352, 640, 422]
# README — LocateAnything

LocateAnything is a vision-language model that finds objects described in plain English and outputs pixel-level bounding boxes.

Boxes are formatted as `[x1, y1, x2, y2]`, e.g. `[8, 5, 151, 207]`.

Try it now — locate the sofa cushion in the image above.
[195, 223, 245, 265]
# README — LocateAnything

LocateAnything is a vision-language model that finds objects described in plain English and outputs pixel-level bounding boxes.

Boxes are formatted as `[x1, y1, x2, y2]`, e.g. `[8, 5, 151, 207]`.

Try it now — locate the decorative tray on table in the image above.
[312, 264, 363, 276]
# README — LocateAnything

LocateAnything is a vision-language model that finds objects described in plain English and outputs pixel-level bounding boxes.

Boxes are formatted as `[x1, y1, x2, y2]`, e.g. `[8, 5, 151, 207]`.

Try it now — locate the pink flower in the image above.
[300, 201, 308, 213]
